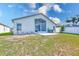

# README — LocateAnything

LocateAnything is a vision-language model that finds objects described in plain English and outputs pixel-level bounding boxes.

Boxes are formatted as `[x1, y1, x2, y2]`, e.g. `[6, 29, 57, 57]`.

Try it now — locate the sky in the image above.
[0, 3, 79, 27]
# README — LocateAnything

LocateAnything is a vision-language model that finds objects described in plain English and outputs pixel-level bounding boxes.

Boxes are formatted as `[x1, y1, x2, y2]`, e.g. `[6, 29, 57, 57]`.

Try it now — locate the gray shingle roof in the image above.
[12, 13, 57, 25]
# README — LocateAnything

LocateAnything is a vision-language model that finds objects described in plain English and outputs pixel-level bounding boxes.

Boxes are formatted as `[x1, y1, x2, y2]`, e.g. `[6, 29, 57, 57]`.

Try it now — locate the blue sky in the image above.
[0, 3, 79, 27]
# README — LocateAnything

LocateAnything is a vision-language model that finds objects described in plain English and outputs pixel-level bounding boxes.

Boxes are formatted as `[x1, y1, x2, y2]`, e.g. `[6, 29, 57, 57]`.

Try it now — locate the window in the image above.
[35, 18, 46, 32]
[17, 23, 22, 31]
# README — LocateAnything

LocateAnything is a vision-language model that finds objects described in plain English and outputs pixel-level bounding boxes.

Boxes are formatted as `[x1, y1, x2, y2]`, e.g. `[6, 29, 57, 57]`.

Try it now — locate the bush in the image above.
[60, 25, 65, 33]
[0, 32, 13, 36]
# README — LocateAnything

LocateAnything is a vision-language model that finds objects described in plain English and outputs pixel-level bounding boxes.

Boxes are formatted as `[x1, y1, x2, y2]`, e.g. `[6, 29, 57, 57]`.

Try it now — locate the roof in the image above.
[12, 13, 57, 25]
[0, 23, 11, 28]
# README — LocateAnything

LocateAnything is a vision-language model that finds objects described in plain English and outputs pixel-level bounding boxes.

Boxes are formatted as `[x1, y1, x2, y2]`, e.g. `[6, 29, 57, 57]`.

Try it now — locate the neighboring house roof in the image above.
[12, 13, 57, 25]
[0, 23, 11, 29]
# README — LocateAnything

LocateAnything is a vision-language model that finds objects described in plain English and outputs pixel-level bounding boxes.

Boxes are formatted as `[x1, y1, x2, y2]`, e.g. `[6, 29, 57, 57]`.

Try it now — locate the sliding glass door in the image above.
[35, 18, 46, 32]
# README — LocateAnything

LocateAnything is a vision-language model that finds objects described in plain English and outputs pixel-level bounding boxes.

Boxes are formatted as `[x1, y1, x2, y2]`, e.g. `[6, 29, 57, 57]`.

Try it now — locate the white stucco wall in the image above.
[0, 24, 11, 33]
[64, 27, 79, 34]
[13, 14, 55, 34]
[55, 27, 61, 33]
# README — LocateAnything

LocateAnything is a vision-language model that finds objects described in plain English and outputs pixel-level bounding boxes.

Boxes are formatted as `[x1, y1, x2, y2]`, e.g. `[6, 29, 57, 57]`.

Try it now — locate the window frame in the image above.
[16, 23, 22, 31]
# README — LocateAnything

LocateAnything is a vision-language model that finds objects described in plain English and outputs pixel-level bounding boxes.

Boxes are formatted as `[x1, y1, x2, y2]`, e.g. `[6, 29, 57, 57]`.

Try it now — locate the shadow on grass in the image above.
[61, 32, 79, 36]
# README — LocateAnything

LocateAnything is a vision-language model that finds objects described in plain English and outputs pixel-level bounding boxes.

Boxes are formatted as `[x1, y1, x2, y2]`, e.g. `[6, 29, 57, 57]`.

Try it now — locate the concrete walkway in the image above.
[38, 33, 58, 35]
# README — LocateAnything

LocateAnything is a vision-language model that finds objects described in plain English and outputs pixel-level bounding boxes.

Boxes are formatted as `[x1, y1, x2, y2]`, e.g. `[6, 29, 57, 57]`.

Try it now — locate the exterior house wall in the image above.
[0, 24, 11, 33]
[13, 14, 56, 35]
[55, 27, 61, 33]
[63, 27, 79, 34]
[4, 26, 11, 32]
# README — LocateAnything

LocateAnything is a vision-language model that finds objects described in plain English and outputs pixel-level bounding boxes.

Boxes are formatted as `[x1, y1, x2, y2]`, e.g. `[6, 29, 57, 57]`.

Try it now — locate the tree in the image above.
[71, 17, 77, 25]
[75, 16, 79, 24]
[66, 15, 79, 25]
[60, 25, 65, 33]
[66, 20, 71, 23]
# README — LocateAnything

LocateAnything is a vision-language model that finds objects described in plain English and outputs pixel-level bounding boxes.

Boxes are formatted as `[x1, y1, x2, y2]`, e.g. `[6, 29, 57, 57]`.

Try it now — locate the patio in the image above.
[38, 33, 58, 35]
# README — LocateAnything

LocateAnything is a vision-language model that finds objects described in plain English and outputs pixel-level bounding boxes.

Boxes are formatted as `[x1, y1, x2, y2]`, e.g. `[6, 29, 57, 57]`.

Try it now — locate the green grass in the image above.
[0, 33, 79, 56]
[0, 32, 13, 36]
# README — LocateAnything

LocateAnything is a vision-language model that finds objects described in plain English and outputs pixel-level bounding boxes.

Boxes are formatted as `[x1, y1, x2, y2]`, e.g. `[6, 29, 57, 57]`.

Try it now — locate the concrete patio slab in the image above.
[38, 33, 58, 35]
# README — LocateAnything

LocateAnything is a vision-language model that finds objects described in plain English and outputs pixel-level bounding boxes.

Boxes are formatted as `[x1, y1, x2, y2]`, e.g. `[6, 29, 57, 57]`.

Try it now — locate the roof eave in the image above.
[12, 13, 57, 25]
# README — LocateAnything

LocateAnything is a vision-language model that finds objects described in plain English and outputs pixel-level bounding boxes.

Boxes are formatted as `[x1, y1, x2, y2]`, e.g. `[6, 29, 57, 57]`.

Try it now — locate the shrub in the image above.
[0, 32, 13, 36]
[60, 25, 65, 33]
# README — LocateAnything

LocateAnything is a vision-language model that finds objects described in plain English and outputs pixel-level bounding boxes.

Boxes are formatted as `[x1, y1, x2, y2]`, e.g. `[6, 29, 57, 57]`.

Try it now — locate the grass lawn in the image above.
[0, 33, 79, 56]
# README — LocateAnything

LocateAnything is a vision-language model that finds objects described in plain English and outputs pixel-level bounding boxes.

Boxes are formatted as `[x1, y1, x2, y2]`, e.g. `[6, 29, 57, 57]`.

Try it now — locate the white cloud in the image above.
[49, 17, 61, 24]
[24, 9, 28, 12]
[8, 5, 14, 8]
[38, 3, 62, 15]
[23, 9, 38, 16]
[31, 10, 38, 13]
[53, 4, 62, 12]
[49, 17, 53, 19]
[30, 3, 36, 9]
[38, 4, 53, 15]
[38, 5, 48, 15]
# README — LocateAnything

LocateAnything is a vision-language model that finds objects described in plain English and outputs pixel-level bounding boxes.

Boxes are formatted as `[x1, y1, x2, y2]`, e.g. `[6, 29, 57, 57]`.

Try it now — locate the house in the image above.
[12, 13, 60, 35]
[0, 23, 11, 33]
[63, 24, 79, 34]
